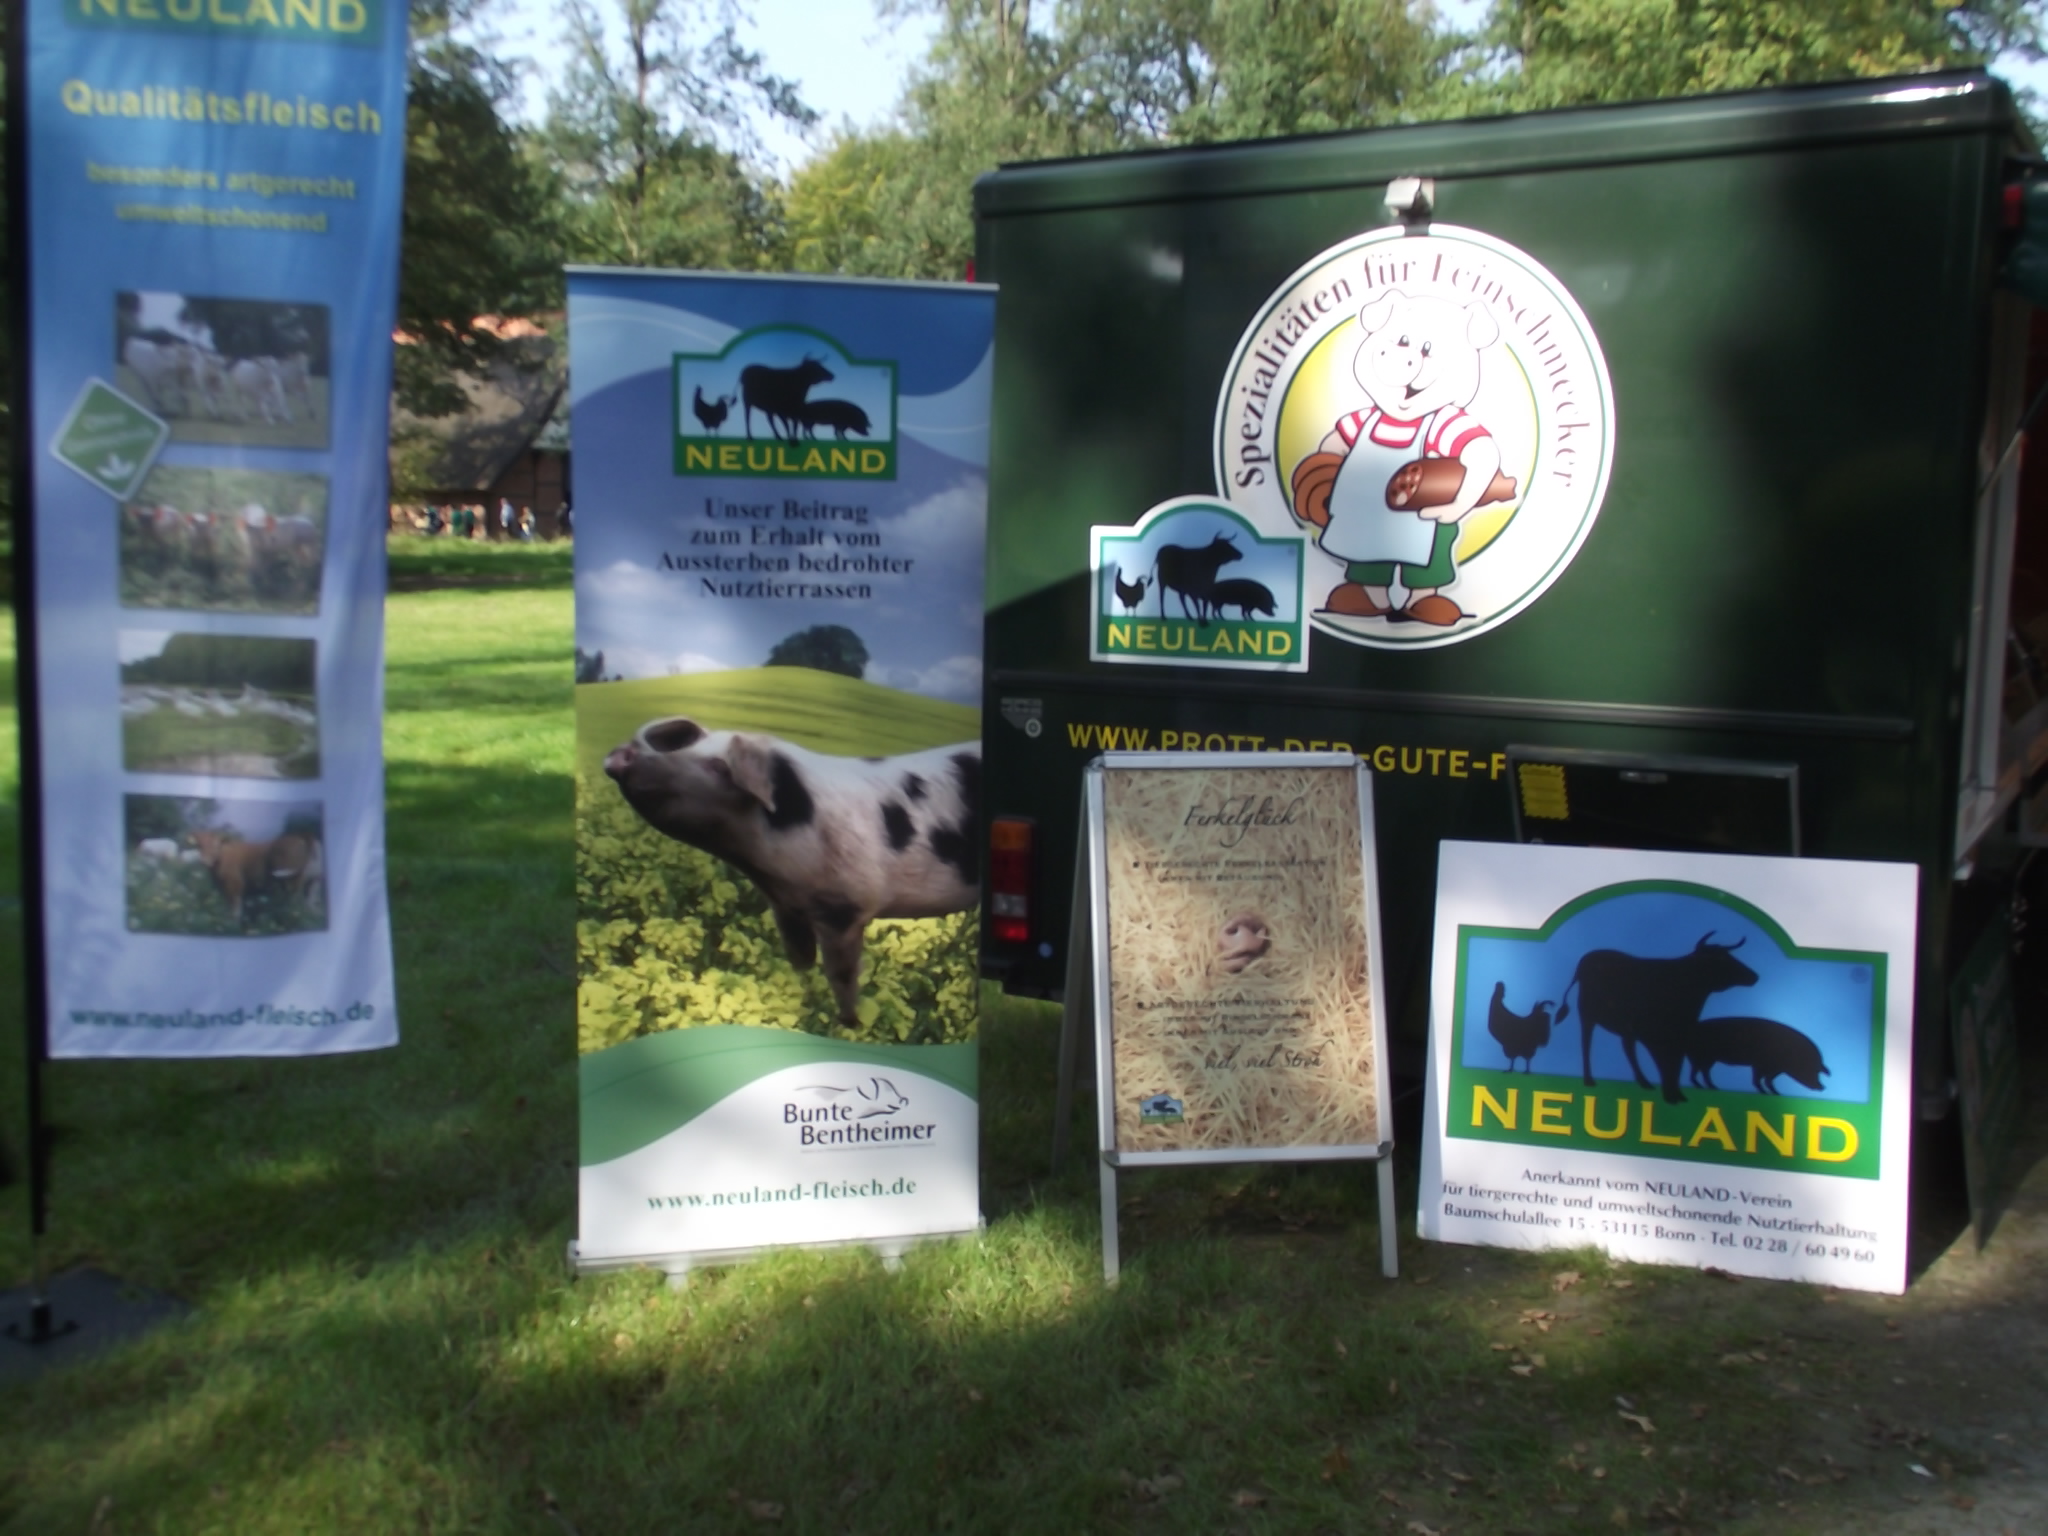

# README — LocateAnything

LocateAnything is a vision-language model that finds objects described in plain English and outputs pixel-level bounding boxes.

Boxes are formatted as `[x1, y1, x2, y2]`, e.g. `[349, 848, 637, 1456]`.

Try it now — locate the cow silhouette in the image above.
[1556, 933, 1759, 1103]
[1685, 1016, 1830, 1094]
[1154, 534, 1242, 625]
[741, 355, 833, 439]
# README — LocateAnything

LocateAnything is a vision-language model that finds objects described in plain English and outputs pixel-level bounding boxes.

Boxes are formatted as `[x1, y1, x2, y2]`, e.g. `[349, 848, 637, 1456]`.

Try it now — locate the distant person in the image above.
[499, 497, 514, 537]
[558, 502, 573, 539]
[426, 505, 444, 536]
[518, 506, 536, 541]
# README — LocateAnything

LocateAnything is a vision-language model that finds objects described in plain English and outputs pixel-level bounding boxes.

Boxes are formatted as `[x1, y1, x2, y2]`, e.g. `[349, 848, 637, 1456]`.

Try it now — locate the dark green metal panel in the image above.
[976, 72, 2028, 1093]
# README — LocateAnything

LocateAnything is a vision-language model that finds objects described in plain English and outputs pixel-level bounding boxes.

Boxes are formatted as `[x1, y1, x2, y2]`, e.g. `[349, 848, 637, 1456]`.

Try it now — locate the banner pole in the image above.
[3, 0, 70, 1348]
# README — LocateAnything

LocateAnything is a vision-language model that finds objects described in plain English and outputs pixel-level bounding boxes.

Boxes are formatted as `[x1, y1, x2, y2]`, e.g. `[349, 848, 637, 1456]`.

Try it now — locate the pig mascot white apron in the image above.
[1320, 410, 1439, 572]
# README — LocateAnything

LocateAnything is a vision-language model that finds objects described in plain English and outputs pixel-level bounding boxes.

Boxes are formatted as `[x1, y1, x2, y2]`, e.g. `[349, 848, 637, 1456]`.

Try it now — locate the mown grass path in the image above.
[0, 541, 2042, 1533]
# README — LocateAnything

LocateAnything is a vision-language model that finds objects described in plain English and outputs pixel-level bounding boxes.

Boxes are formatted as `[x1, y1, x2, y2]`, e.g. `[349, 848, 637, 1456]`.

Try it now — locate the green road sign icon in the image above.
[51, 378, 168, 500]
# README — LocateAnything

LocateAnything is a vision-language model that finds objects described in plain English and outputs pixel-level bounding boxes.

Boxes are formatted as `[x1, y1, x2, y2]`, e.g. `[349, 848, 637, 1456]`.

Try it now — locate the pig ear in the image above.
[1464, 302, 1500, 349]
[725, 733, 779, 813]
[1358, 291, 1401, 335]
[641, 716, 706, 754]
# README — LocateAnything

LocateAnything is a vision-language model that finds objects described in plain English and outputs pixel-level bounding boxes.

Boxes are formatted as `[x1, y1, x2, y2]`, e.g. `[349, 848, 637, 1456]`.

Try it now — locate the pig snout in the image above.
[604, 742, 639, 779]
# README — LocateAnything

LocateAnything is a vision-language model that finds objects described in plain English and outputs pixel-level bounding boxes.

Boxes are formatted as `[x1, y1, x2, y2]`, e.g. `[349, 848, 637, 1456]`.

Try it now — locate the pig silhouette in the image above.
[1290, 290, 1510, 628]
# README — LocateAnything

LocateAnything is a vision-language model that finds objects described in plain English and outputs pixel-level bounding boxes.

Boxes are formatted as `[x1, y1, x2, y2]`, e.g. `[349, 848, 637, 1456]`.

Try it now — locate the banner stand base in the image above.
[0, 1268, 188, 1385]
[568, 1226, 985, 1283]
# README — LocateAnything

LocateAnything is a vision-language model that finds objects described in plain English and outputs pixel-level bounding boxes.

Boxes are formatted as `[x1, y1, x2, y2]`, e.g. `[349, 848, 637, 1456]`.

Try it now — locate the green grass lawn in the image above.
[0, 550, 2030, 1533]
[578, 666, 978, 772]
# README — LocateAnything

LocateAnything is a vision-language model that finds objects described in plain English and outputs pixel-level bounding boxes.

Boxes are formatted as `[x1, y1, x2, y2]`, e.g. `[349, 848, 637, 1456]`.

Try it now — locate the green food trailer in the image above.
[973, 70, 2048, 1158]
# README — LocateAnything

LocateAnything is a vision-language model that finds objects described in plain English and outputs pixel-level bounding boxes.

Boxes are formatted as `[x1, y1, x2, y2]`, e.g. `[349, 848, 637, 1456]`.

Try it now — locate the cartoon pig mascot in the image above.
[1291, 290, 1515, 627]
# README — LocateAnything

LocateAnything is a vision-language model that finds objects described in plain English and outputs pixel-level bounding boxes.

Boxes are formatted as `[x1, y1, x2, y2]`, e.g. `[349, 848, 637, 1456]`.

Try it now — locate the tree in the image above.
[397, 0, 561, 419]
[1466, 0, 2042, 111]
[765, 624, 869, 678]
[540, 0, 812, 272]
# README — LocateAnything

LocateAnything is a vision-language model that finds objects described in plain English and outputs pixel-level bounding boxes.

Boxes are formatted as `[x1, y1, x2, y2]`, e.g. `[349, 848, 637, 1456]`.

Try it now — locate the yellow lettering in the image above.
[308, 102, 327, 128]
[209, 0, 238, 22]
[1204, 733, 1226, 750]
[62, 79, 92, 113]
[1163, 626, 1185, 652]
[243, 0, 278, 21]
[1583, 1096, 1628, 1139]
[1639, 1101, 1681, 1145]
[329, 0, 366, 28]
[829, 448, 855, 474]
[1489, 751, 1507, 780]
[747, 445, 772, 472]
[860, 448, 886, 474]
[1136, 625, 1156, 651]
[1401, 747, 1423, 774]
[1472, 1085, 1517, 1130]
[1450, 749, 1469, 779]
[1688, 1106, 1736, 1151]
[1159, 730, 1178, 749]
[1744, 1111, 1794, 1157]
[1106, 623, 1130, 650]
[1531, 1091, 1571, 1136]
[80, 0, 120, 16]
[284, 0, 318, 23]
[684, 445, 712, 470]
[717, 444, 740, 472]
[802, 448, 824, 473]
[1266, 631, 1291, 656]
[1807, 1117, 1857, 1163]
[129, 0, 160, 18]
[1372, 745, 1395, 772]
[353, 103, 380, 133]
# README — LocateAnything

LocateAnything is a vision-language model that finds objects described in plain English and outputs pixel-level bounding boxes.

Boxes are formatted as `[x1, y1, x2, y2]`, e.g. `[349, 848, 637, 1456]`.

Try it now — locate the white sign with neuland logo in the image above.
[579, 1066, 979, 1261]
[1215, 223, 1615, 649]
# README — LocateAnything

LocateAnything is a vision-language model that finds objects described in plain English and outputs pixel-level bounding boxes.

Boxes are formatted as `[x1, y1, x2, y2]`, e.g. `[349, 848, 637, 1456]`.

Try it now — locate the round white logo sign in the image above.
[1214, 224, 1615, 649]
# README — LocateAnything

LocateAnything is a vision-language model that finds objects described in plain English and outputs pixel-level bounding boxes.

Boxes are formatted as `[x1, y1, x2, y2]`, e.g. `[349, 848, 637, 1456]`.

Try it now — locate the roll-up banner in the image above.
[19, 0, 405, 1057]
[568, 268, 995, 1271]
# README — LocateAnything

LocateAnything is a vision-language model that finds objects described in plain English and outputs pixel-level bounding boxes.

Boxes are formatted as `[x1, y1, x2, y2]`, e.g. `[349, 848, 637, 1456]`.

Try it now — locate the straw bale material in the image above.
[1101, 764, 1381, 1152]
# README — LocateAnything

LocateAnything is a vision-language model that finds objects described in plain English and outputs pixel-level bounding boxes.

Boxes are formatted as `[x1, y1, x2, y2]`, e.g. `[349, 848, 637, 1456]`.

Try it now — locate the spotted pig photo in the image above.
[575, 665, 981, 1053]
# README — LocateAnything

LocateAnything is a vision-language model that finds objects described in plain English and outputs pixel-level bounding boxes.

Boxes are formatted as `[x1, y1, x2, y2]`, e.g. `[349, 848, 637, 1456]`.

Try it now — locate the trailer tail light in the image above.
[989, 817, 1034, 945]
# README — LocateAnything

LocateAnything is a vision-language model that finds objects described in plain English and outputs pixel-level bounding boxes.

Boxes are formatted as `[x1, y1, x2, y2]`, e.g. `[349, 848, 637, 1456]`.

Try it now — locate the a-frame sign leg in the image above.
[1099, 1158, 1121, 1285]
[1051, 820, 1093, 1176]
[1376, 1152, 1400, 1279]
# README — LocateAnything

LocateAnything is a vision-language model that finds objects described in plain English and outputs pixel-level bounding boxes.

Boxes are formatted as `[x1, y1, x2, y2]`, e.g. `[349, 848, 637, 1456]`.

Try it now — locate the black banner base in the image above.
[0, 1268, 188, 1384]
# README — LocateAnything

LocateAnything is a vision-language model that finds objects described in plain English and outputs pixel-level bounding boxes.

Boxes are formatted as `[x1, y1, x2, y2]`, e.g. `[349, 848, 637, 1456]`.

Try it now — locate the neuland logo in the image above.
[1215, 224, 1615, 649]
[1450, 882, 1884, 1181]
[675, 325, 897, 481]
[1090, 499, 1309, 672]
[782, 1076, 937, 1147]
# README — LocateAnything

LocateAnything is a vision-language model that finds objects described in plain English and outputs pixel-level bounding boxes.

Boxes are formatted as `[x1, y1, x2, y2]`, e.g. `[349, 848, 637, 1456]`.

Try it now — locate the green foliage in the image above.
[539, 0, 811, 272]
[398, 0, 562, 418]
[1470, 0, 2040, 110]
[577, 768, 978, 1051]
[123, 634, 315, 691]
[764, 622, 869, 677]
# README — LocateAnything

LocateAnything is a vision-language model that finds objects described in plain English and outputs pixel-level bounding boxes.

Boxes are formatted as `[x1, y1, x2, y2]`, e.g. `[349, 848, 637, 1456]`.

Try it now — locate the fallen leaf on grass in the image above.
[1406, 1522, 1443, 1536]
[1950, 1495, 1977, 1511]
[1122, 1471, 1183, 1499]
[743, 1501, 784, 1523]
[1232, 1489, 1268, 1508]
[1379, 1488, 1405, 1507]
[1510, 1364, 1534, 1377]
[1700, 1266, 1741, 1282]
[836, 1477, 873, 1506]
[1609, 1279, 1634, 1290]
[1334, 1336, 1348, 1359]
[1553, 1269, 1582, 1292]
[1618, 1412, 1656, 1435]
[1321, 1447, 1351, 1482]
[1389, 1377, 1401, 1397]
[1908, 1464, 1935, 1480]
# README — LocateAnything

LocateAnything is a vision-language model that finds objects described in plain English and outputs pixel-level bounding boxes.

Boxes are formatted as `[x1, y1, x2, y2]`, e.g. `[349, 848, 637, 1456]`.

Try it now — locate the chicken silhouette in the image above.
[1113, 565, 1150, 613]
[1487, 980, 1553, 1073]
[692, 386, 735, 435]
